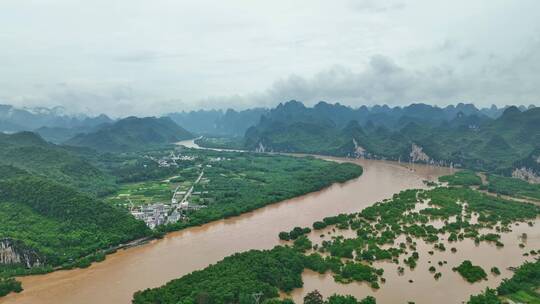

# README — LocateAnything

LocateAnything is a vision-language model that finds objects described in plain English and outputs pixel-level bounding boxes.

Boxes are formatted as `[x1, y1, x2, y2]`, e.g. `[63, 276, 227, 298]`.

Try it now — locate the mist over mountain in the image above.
[0, 104, 113, 133]
[0, 101, 528, 135]
[65, 116, 193, 152]
[165, 102, 525, 137]
[166, 108, 269, 136]
[243, 100, 519, 132]
[1, 101, 532, 145]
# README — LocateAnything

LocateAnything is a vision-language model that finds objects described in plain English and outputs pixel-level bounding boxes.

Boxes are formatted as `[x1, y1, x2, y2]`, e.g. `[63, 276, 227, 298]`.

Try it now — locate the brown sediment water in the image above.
[287, 216, 540, 304]
[0, 140, 476, 304]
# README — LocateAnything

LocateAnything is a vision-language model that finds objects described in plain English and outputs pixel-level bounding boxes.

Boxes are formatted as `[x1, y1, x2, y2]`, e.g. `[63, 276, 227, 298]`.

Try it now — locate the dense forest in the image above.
[0, 175, 151, 271]
[0, 132, 116, 195]
[132, 246, 306, 304]
[133, 246, 378, 304]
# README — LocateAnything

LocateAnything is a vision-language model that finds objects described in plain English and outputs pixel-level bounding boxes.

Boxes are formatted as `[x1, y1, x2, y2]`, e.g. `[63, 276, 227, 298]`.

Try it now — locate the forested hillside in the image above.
[0, 175, 151, 271]
[243, 101, 540, 174]
[65, 116, 193, 152]
[0, 132, 151, 294]
[0, 132, 116, 195]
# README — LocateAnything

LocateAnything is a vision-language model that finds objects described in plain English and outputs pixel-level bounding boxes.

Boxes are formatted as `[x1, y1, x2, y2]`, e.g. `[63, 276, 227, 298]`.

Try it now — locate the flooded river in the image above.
[2, 140, 534, 304]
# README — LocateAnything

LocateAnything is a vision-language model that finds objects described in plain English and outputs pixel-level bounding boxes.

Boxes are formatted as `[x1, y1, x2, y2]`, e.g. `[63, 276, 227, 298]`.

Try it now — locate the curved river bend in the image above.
[0, 141, 492, 304]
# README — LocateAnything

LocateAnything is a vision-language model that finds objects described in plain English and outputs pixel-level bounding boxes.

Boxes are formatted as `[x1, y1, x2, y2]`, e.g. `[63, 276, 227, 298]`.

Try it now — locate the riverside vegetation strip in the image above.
[0, 131, 362, 298]
[133, 171, 540, 304]
[135, 149, 363, 235]
[467, 260, 540, 303]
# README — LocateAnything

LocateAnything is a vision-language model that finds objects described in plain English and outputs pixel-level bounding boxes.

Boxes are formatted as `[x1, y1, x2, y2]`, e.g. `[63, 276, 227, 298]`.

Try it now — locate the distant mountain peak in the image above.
[501, 106, 521, 117]
[0, 131, 47, 146]
[277, 100, 306, 110]
[65, 116, 193, 152]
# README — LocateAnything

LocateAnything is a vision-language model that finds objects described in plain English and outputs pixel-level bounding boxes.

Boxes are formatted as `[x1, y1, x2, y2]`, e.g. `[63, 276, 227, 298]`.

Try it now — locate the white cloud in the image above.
[0, 0, 539, 116]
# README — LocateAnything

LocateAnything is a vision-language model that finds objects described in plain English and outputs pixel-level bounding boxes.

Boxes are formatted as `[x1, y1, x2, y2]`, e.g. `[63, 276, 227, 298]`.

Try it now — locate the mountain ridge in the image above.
[242, 100, 539, 175]
[65, 116, 193, 152]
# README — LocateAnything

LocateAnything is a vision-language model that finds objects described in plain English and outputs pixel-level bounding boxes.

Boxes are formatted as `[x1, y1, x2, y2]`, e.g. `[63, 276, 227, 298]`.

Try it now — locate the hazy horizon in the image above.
[2, 100, 537, 119]
[1, 0, 539, 116]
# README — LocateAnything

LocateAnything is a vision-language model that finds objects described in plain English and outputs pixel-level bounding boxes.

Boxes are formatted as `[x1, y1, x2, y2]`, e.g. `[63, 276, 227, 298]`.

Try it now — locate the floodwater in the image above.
[3, 140, 530, 304]
[288, 217, 540, 304]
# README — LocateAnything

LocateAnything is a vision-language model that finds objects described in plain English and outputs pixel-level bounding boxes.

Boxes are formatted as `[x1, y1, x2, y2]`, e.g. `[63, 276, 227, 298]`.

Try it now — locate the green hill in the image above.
[66, 116, 193, 152]
[0, 132, 116, 195]
[0, 173, 150, 273]
[0, 133, 151, 280]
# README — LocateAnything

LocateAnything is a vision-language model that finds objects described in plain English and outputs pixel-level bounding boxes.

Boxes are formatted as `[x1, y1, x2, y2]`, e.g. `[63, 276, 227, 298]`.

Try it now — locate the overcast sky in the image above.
[1, 0, 539, 116]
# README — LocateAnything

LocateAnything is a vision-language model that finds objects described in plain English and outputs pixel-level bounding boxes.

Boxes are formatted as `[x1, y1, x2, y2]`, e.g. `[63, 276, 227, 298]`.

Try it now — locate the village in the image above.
[117, 150, 230, 229]
[129, 169, 207, 229]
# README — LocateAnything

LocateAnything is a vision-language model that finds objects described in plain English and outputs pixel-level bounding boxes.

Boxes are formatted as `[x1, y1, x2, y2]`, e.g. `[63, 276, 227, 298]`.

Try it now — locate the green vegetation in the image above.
[305, 290, 376, 304]
[313, 221, 328, 230]
[440, 170, 540, 201]
[0, 176, 151, 270]
[498, 260, 540, 303]
[486, 174, 540, 200]
[453, 261, 487, 283]
[244, 101, 540, 174]
[467, 260, 540, 304]
[0, 132, 116, 195]
[310, 185, 539, 269]
[439, 170, 482, 186]
[293, 236, 313, 252]
[154, 151, 363, 234]
[106, 180, 175, 206]
[294, 184, 537, 296]
[132, 246, 306, 304]
[303, 290, 324, 304]
[0, 277, 22, 297]
[132, 245, 381, 304]
[279, 227, 312, 241]
[66, 116, 193, 152]
[467, 288, 500, 304]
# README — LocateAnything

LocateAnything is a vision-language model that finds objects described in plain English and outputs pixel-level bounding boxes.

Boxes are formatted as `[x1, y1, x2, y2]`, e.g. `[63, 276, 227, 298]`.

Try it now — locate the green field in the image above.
[106, 181, 176, 206]
[487, 174, 540, 200]
[506, 290, 540, 304]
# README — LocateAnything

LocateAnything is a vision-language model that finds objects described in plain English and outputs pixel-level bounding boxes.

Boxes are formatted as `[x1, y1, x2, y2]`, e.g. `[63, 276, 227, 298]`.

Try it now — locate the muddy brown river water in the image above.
[1, 140, 537, 304]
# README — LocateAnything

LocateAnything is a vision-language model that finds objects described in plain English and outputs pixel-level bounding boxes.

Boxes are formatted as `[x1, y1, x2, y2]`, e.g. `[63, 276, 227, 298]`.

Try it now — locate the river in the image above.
[2, 140, 534, 304]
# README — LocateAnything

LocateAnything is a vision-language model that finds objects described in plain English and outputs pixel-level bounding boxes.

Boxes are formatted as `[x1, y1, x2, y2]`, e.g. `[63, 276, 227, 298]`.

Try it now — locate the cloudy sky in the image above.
[1, 0, 539, 116]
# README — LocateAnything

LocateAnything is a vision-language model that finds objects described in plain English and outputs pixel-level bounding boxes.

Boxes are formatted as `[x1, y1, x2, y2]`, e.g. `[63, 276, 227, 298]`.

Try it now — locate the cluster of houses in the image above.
[130, 169, 209, 229]
[130, 200, 194, 229]
[127, 151, 226, 229]
[130, 203, 173, 229]
[145, 152, 196, 168]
